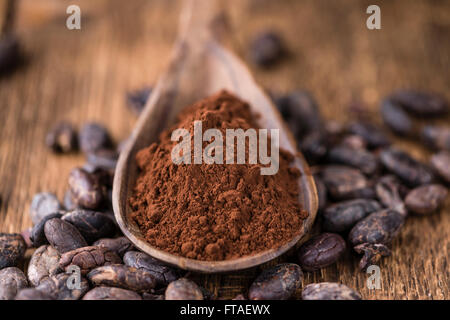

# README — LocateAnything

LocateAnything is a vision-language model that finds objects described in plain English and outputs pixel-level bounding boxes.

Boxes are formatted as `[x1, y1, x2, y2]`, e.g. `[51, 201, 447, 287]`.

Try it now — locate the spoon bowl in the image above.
[113, 0, 318, 273]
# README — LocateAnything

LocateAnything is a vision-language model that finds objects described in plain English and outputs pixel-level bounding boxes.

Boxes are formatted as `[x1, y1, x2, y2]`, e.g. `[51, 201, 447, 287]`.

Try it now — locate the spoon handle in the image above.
[177, 0, 225, 46]
[0, 0, 15, 36]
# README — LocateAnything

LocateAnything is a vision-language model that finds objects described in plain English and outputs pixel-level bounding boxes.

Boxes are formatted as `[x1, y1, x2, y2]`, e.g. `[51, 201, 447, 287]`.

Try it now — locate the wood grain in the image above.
[1, 0, 449, 299]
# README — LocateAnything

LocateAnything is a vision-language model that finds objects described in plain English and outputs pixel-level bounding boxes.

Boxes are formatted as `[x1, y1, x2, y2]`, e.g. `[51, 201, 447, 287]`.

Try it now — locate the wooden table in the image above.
[1, 0, 448, 300]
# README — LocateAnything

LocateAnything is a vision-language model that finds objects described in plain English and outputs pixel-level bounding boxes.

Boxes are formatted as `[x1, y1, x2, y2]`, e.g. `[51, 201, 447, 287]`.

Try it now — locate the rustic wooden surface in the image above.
[0, 0, 449, 299]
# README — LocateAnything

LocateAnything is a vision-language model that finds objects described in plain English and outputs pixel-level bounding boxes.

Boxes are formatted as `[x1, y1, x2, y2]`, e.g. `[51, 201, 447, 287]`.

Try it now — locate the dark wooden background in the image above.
[0, 0, 449, 299]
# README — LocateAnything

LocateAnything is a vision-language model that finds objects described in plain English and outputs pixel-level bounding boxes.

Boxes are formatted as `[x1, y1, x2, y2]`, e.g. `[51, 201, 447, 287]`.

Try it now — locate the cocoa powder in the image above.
[129, 91, 307, 261]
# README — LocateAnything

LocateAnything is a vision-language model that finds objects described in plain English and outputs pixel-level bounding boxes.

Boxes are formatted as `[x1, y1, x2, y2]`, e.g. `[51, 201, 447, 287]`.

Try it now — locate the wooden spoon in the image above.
[113, 0, 318, 273]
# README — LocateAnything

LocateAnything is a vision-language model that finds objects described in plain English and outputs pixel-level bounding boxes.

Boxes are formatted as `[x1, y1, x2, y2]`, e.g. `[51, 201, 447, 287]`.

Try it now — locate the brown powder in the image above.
[129, 90, 307, 261]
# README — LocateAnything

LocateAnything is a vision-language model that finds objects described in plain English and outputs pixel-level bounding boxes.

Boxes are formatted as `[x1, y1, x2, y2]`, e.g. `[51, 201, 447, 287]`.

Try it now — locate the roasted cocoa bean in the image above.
[0, 267, 28, 300]
[421, 126, 450, 151]
[249, 31, 285, 67]
[83, 287, 142, 300]
[20, 228, 33, 248]
[29, 192, 62, 225]
[381, 99, 415, 136]
[349, 209, 405, 246]
[323, 199, 382, 232]
[430, 151, 450, 184]
[127, 87, 152, 115]
[321, 165, 369, 200]
[301, 131, 328, 164]
[46, 122, 78, 153]
[354, 243, 391, 270]
[405, 184, 448, 215]
[44, 218, 87, 253]
[60, 246, 122, 275]
[87, 264, 156, 292]
[79, 122, 112, 154]
[275, 91, 322, 139]
[302, 282, 361, 300]
[68, 168, 105, 209]
[123, 251, 181, 287]
[62, 210, 116, 243]
[0, 233, 26, 269]
[28, 245, 62, 286]
[142, 293, 164, 300]
[347, 121, 390, 149]
[248, 263, 302, 300]
[165, 278, 203, 300]
[297, 233, 346, 271]
[93, 237, 134, 258]
[380, 148, 434, 187]
[15, 288, 53, 300]
[30, 212, 64, 247]
[36, 273, 89, 300]
[63, 189, 79, 211]
[375, 175, 407, 216]
[0, 35, 21, 75]
[86, 149, 118, 172]
[328, 146, 379, 175]
[389, 90, 448, 117]
[339, 134, 367, 150]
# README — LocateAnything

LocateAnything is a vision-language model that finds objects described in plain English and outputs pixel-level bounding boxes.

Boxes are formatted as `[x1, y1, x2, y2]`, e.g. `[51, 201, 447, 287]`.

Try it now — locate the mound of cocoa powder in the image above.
[129, 90, 307, 261]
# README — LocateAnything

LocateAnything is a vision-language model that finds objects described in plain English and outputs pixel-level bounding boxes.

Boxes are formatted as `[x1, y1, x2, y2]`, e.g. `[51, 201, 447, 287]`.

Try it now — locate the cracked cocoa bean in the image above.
[0, 233, 26, 269]
[389, 90, 448, 117]
[347, 121, 390, 149]
[165, 278, 203, 300]
[36, 273, 89, 300]
[249, 31, 285, 67]
[0, 267, 28, 300]
[421, 125, 450, 151]
[321, 165, 369, 200]
[302, 282, 361, 300]
[380, 148, 434, 187]
[248, 263, 302, 300]
[297, 233, 346, 271]
[79, 122, 112, 154]
[29, 192, 62, 225]
[46, 122, 78, 153]
[123, 251, 181, 287]
[44, 218, 87, 253]
[375, 175, 407, 216]
[30, 212, 64, 247]
[87, 264, 156, 292]
[430, 151, 450, 184]
[83, 287, 142, 300]
[68, 168, 106, 209]
[328, 146, 379, 175]
[62, 209, 116, 243]
[349, 209, 405, 246]
[93, 237, 134, 258]
[323, 199, 382, 232]
[405, 184, 448, 215]
[381, 99, 415, 136]
[354, 243, 391, 270]
[60, 246, 122, 275]
[28, 245, 62, 286]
